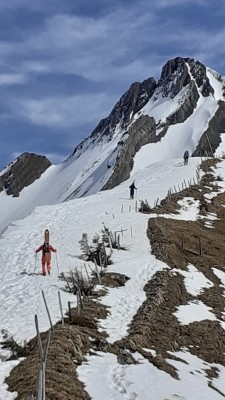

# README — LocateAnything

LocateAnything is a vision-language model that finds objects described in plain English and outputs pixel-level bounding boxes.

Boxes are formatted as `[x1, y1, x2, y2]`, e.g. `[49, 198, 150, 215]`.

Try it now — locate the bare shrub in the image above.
[102, 224, 128, 251]
[79, 232, 113, 267]
[59, 267, 95, 296]
[139, 199, 152, 213]
[0, 329, 27, 359]
[216, 174, 224, 181]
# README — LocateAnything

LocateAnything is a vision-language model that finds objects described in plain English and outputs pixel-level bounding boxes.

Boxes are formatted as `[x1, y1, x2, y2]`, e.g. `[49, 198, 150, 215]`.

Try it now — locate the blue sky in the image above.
[1, 0, 225, 169]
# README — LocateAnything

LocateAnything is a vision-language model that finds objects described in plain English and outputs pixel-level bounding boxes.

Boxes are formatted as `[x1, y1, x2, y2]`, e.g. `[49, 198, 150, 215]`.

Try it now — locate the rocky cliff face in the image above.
[102, 115, 156, 190]
[0, 153, 51, 197]
[193, 100, 225, 156]
[72, 77, 157, 156]
[3, 57, 225, 201]
[159, 57, 214, 98]
[102, 57, 221, 189]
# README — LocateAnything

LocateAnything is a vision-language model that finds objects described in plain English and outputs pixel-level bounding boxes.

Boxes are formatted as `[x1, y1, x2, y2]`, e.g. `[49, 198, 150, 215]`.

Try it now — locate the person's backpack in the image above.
[184, 151, 189, 158]
[43, 242, 50, 254]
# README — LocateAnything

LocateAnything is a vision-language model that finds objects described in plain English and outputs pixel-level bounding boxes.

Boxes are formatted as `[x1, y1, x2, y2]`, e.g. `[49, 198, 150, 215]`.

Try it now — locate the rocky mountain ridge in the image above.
[0, 153, 51, 197]
[1, 56, 225, 233]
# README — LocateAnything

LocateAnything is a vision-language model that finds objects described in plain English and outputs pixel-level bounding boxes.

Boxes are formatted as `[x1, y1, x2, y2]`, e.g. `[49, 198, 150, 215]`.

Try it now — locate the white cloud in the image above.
[0, 2, 224, 87]
[14, 93, 116, 128]
[0, 73, 27, 85]
[22, 61, 51, 73]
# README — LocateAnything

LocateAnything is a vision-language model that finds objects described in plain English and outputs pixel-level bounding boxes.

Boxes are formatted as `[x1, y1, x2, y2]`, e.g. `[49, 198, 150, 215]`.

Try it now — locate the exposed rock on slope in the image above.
[102, 57, 223, 190]
[72, 77, 157, 156]
[0, 153, 51, 197]
[193, 100, 225, 156]
[2, 57, 225, 206]
[4, 158, 225, 399]
[102, 115, 156, 190]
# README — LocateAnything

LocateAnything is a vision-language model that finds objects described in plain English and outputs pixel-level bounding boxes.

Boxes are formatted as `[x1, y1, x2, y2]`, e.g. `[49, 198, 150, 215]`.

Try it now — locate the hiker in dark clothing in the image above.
[129, 181, 137, 199]
[183, 150, 189, 165]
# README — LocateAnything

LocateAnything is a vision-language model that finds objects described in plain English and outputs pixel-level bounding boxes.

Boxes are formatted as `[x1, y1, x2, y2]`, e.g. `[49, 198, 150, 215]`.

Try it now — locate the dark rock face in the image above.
[187, 58, 214, 96]
[0, 152, 51, 197]
[72, 77, 157, 156]
[193, 101, 225, 156]
[69, 56, 225, 195]
[159, 57, 214, 99]
[91, 77, 157, 140]
[166, 81, 199, 125]
[159, 57, 191, 98]
[102, 115, 156, 190]
[102, 57, 212, 190]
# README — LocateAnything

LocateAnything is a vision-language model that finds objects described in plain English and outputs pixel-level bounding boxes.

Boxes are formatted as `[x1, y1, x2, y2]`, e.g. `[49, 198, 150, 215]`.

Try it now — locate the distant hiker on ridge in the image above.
[35, 229, 57, 276]
[183, 150, 189, 165]
[129, 181, 137, 199]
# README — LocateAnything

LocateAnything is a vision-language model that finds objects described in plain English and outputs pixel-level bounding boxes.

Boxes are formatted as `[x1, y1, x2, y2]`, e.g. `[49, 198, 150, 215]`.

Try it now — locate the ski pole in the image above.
[34, 252, 37, 273]
[55, 253, 59, 274]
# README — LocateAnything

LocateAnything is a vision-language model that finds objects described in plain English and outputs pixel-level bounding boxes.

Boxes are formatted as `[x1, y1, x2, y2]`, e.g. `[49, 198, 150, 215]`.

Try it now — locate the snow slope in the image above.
[1, 151, 225, 399]
[0, 66, 224, 235]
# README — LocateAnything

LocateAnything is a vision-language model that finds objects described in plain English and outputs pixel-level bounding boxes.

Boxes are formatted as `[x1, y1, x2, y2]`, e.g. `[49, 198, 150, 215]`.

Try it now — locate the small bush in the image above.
[59, 268, 95, 296]
[139, 200, 152, 213]
[0, 329, 27, 359]
[216, 174, 224, 181]
[79, 232, 112, 267]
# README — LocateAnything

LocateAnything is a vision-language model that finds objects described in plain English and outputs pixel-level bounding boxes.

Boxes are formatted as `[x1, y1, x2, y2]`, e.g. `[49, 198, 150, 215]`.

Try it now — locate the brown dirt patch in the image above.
[4, 158, 225, 397]
[117, 158, 225, 378]
[4, 269, 133, 399]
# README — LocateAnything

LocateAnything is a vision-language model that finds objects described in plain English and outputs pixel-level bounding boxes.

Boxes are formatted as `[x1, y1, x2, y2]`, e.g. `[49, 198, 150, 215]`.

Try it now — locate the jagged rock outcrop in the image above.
[193, 100, 225, 156]
[2, 57, 225, 206]
[159, 57, 214, 98]
[166, 80, 199, 125]
[102, 115, 156, 190]
[102, 57, 215, 190]
[0, 152, 51, 197]
[72, 78, 157, 156]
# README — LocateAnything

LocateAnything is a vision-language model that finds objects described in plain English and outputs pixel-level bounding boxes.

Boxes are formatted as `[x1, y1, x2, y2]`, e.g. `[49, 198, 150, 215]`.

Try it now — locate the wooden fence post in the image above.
[117, 234, 120, 250]
[108, 234, 113, 255]
[103, 243, 108, 266]
[78, 287, 84, 309]
[35, 314, 44, 362]
[58, 291, 64, 326]
[37, 367, 43, 400]
[94, 259, 101, 284]
[42, 291, 53, 331]
[68, 301, 72, 321]
[77, 291, 81, 315]
[42, 361, 46, 400]
[84, 263, 91, 286]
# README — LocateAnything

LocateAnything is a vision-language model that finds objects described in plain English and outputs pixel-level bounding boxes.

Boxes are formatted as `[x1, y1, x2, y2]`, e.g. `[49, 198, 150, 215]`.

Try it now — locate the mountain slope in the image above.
[1, 154, 225, 399]
[1, 57, 225, 234]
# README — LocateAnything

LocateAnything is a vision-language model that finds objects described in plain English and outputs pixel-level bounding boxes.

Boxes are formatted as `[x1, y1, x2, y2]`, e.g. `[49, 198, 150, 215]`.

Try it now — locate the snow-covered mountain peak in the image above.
[1, 56, 225, 234]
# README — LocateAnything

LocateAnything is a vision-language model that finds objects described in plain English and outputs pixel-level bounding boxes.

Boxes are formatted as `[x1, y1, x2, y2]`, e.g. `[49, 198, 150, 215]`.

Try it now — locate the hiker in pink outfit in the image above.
[35, 242, 57, 276]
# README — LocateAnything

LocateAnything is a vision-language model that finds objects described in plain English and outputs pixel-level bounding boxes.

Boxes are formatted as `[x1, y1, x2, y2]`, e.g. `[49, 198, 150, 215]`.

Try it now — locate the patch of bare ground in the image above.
[4, 158, 225, 397]
[4, 272, 130, 400]
[117, 158, 225, 381]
